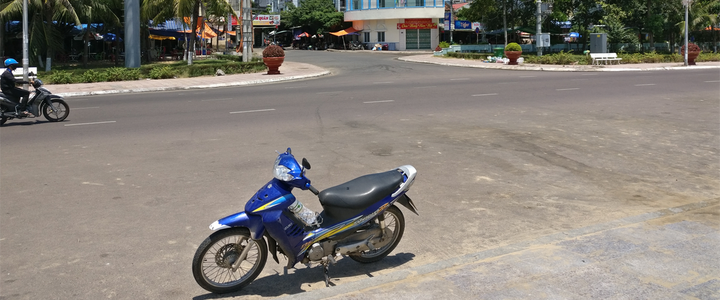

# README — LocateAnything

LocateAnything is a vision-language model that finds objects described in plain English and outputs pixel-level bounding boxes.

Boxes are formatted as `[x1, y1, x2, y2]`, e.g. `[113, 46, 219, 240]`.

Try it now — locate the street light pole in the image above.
[684, 0, 690, 66]
[22, 0, 29, 86]
[536, 0, 542, 57]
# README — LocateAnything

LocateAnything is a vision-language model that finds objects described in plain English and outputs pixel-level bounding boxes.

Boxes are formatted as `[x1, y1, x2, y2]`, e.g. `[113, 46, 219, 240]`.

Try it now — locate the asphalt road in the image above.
[1, 50, 718, 299]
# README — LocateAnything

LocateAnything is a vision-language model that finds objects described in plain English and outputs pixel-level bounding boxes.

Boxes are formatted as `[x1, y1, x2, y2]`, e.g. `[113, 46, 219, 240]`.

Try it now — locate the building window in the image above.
[364, 32, 370, 42]
[377, 32, 385, 42]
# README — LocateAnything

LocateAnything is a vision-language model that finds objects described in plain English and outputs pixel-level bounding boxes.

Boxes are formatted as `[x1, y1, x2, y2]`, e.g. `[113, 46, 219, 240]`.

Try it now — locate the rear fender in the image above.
[396, 194, 419, 216]
[210, 212, 266, 240]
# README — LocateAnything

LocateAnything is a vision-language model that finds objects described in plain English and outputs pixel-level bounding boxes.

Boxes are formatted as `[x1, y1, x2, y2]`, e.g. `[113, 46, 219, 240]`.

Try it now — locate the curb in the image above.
[399, 56, 720, 72]
[53, 70, 331, 97]
[274, 197, 720, 300]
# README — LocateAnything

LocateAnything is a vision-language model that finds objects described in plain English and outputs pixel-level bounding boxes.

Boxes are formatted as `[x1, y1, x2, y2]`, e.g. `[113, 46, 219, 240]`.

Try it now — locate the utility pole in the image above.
[124, 0, 141, 68]
[536, 0, 542, 56]
[22, 0, 28, 86]
[242, 0, 252, 62]
[683, 0, 691, 66]
[502, 0, 507, 46]
[449, 0, 453, 43]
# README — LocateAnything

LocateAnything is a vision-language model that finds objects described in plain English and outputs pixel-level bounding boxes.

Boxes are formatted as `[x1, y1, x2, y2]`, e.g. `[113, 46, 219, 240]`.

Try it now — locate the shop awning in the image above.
[329, 27, 359, 36]
[183, 17, 218, 38]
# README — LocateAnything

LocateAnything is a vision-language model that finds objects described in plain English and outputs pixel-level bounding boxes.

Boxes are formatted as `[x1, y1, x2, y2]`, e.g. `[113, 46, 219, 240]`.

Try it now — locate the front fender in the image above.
[210, 212, 265, 240]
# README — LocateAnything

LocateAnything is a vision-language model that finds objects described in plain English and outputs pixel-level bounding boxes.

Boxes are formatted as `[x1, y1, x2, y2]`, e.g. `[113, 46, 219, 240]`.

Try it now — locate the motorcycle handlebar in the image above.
[308, 185, 319, 195]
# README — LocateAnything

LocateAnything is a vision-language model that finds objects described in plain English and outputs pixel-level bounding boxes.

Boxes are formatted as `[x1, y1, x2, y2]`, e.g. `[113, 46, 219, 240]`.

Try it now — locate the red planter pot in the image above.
[681, 50, 700, 65]
[504, 51, 522, 65]
[263, 57, 285, 74]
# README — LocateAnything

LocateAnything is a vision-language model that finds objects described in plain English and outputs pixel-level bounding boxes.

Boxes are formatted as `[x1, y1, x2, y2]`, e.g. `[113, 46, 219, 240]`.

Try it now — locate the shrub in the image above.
[213, 54, 243, 62]
[188, 65, 216, 77]
[148, 66, 176, 79]
[505, 42, 521, 52]
[262, 45, 285, 58]
[104, 67, 142, 81]
[47, 70, 74, 84]
[80, 69, 107, 83]
[438, 41, 450, 49]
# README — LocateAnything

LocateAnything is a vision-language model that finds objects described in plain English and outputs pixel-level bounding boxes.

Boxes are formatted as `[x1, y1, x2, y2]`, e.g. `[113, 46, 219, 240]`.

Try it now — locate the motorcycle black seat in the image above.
[318, 170, 403, 223]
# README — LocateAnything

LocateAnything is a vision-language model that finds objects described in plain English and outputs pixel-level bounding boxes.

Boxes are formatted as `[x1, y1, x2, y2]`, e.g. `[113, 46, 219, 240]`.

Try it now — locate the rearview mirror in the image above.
[302, 158, 311, 170]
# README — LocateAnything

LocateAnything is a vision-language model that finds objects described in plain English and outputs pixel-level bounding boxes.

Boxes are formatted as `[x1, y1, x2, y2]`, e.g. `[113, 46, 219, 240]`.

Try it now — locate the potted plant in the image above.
[504, 42, 522, 65]
[262, 44, 285, 74]
[681, 42, 701, 65]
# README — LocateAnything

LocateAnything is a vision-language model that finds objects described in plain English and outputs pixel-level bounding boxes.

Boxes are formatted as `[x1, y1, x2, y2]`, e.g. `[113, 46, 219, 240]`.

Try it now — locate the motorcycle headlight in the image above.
[273, 156, 295, 181]
[274, 163, 294, 181]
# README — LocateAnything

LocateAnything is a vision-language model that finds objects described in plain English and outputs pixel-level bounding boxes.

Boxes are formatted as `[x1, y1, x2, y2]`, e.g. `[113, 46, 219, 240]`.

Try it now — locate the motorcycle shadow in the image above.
[192, 252, 415, 299]
[1, 119, 52, 127]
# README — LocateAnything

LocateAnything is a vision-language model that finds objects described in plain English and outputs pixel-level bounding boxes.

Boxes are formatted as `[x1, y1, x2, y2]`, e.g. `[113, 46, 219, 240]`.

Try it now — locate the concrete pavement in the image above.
[279, 199, 719, 300]
[43, 53, 720, 98]
[40, 53, 720, 299]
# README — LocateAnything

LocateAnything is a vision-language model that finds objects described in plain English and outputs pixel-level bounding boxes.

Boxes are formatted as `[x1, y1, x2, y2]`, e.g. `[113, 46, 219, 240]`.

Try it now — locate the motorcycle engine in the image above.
[308, 243, 324, 261]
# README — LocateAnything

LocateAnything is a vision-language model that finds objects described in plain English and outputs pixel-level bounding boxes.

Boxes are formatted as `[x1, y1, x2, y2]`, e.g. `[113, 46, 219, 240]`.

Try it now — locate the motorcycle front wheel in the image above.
[192, 228, 267, 294]
[42, 99, 69, 122]
[349, 205, 405, 263]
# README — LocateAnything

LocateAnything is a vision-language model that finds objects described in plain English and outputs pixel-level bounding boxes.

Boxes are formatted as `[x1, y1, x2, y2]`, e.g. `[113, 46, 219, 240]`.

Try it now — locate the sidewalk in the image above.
[44, 54, 720, 98]
[399, 54, 720, 72]
[278, 199, 719, 300]
[44, 61, 330, 97]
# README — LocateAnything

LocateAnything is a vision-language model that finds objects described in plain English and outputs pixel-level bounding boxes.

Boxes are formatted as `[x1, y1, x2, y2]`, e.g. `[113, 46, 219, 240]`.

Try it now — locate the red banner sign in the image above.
[397, 23, 437, 29]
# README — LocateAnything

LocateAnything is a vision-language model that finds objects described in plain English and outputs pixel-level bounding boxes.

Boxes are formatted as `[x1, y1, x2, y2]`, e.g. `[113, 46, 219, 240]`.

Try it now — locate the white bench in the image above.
[12, 67, 38, 80]
[590, 53, 622, 65]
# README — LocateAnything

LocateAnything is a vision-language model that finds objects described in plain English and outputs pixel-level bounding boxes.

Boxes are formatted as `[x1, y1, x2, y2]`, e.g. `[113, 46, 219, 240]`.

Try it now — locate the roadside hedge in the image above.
[446, 51, 720, 65]
[40, 59, 267, 84]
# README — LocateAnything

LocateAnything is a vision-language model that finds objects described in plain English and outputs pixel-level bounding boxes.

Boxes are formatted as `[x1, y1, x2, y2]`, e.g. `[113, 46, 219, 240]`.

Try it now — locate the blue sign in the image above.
[475, 27, 480, 34]
[454, 20, 471, 30]
[444, 12, 451, 21]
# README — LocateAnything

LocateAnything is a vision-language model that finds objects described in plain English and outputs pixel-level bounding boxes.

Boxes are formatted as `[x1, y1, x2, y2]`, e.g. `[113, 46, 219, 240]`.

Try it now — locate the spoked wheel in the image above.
[42, 99, 69, 122]
[350, 205, 405, 263]
[192, 228, 267, 294]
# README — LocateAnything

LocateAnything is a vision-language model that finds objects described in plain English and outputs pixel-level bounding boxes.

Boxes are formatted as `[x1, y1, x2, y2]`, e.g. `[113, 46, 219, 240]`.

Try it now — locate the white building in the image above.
[343, 0, 446, 50]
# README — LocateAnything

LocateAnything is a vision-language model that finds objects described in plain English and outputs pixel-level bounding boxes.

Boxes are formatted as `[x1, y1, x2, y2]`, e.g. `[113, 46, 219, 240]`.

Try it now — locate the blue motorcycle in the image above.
[192, 148, 418, 294]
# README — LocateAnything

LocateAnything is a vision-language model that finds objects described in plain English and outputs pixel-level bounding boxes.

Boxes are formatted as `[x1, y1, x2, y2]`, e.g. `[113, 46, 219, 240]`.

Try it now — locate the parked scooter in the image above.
[192, 148, 418, 293]
[349, 40, 365, 50]
[0, 76, 69, 125]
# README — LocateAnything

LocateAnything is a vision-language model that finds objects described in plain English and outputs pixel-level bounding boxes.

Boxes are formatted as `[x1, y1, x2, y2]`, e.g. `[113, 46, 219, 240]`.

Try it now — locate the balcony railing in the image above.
[348, 0, 445, 11]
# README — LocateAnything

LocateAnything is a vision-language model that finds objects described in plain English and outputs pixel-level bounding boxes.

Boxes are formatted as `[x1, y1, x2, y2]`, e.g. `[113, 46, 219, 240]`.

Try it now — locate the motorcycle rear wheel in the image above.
[349, 205, 405, 263]
[42, 99, 69, 122]
[192, 228, 267, 294]
[0, 116, 6, 125]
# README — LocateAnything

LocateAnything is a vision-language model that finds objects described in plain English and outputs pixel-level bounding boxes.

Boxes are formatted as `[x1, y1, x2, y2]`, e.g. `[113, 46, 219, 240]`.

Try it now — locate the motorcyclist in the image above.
[1, 58, 33, 116]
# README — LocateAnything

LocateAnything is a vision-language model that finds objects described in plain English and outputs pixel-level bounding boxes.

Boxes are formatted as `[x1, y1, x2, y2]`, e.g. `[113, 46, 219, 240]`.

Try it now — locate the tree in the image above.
[281, 0, 343, 35]
[0, 0, 82, 68]
[143, 0, 233, 65]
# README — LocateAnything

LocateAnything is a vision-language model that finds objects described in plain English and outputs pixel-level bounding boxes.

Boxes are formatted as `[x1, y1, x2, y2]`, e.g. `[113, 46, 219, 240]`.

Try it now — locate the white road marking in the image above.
[581, 74, 598, 76]
[634, 84, 656, 86]
[64, 121, 116, 127]
[229, 108, 276, 114]
[418, 85, 437, 89]
[556, 88, 580, 91]
[72, 107, 100, 110]
[472, 93, 499, 97]
[704, 80, 720, 83]
[283, 86, 302, 89]
[519, 76, 536, 78]
[451, 78, 470, 81]
[363, 100, 395, 104]
[373, 81, 393, 84]
[201, 98, 236, 102]
[316, 91, 343, 94]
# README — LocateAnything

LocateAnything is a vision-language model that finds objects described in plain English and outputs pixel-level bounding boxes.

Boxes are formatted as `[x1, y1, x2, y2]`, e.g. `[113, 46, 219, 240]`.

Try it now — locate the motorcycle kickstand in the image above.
[321, 255, 337, 287]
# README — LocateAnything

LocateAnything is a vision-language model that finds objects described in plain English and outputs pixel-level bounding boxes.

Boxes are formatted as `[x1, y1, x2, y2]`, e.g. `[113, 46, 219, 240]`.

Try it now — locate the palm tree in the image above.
[0, 0, 81, 70]
[143, 0, 233, 65]
[74, 0, 121, 67]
